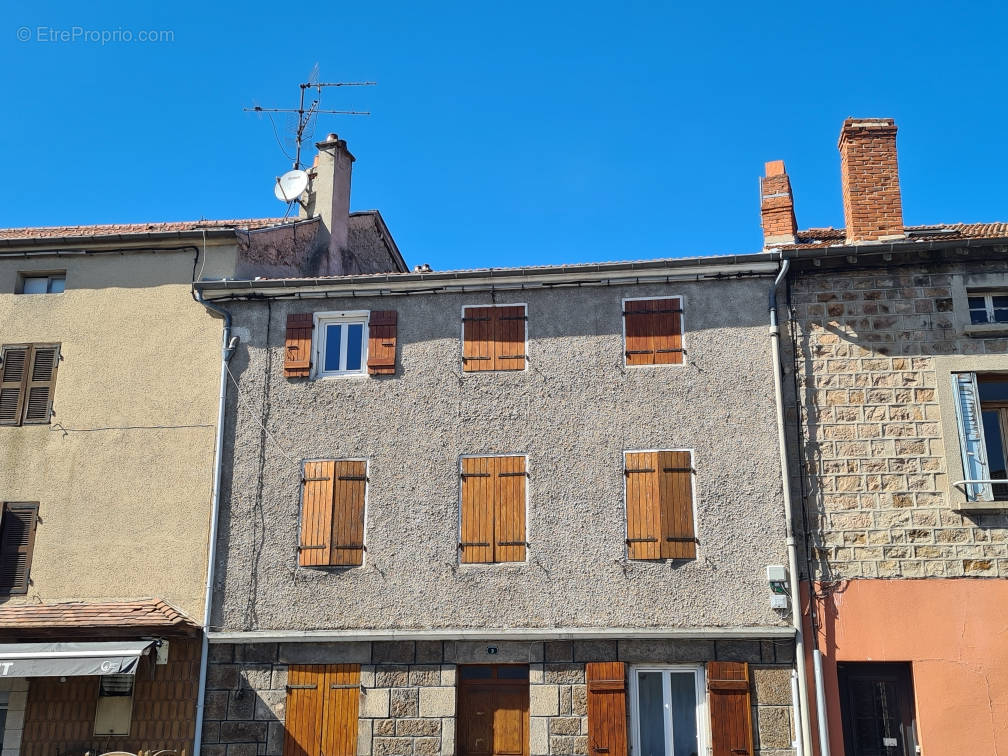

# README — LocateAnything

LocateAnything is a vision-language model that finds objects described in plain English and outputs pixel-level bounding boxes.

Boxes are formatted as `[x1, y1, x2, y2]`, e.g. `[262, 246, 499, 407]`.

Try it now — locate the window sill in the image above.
[313, 372, 370, 380]
[964, 323, 1008, 338]
[953, 500, 1008, 513]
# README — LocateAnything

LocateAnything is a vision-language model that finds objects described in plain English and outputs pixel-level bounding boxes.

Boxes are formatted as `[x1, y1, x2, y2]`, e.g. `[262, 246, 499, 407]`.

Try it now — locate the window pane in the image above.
[638, 672, 666, 756]
[968, 296, 986, 309]
[22, 277, 47, 294]
[324, 324, 343, 372]
[668, 673, 699, 756]
[345, 323, 364, 371]
[992, 296, 1008, 308]
[982, 410, 1008, 500]
[460, 665, 494, 680]
[995, 307, 1008, 324]
[48, 276, 65, 293]
[497, 666, 529, 679]
[970, 309, 990, 324]
[978, 380, 1008, 402]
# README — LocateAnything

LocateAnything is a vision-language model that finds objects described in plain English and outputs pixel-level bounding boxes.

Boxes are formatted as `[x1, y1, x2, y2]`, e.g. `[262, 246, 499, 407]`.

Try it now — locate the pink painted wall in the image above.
[801, 579, 1008, 755]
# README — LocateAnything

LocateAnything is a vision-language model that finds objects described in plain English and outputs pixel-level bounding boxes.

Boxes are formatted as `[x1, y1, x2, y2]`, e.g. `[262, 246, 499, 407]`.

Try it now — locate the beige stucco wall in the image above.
[0, 245, 233, 619]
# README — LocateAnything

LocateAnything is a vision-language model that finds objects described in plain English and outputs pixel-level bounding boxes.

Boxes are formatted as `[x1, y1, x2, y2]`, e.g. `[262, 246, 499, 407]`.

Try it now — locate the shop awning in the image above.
[0, 640, 153, 678]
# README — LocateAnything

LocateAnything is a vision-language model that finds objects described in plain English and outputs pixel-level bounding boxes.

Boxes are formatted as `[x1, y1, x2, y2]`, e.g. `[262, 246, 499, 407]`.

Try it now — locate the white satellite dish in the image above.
[274, 169, 309, 202]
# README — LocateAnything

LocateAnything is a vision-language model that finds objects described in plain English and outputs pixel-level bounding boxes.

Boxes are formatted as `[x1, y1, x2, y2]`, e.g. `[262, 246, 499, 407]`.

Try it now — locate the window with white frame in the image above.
[315, 312, 368, 377]
[631, 666, 705, 756]
[19, 273, 65, 294]
[952, 372, 1008, 502]
[967, 292, 1008, 325]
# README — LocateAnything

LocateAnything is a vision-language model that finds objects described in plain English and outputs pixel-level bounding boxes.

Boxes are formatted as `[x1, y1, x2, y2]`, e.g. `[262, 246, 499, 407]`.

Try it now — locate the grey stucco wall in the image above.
[212, 278, 790, 631]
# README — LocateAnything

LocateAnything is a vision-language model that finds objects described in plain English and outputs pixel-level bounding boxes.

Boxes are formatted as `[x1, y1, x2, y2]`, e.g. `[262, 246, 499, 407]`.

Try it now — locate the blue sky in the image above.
[1, 1, 1005, 270]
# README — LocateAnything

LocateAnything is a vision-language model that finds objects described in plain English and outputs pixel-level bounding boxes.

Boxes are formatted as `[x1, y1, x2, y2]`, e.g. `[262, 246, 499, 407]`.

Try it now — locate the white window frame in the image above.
[967, 291, 1008, 325]
[314, 311, 369, 378]
[457, 453, 530, 566]
[18, 273, 65, 294]
[459, 303, 529, 373]
[629, 664, 708, 756]
[622, 448, 699, 561]
[621, 296, 686, 369]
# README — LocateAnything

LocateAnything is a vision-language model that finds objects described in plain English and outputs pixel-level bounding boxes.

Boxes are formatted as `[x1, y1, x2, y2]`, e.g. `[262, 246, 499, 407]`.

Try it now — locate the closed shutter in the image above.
[495, 305, 527, 371]
[586, 662, 628, 756]
[460, 456, 494, 563]
[625, 451, 696, 560]
[707, 662, 753, 756]
[494, 455, 527, 562]
[623, 298, 683, 366]
[463, 305, 527, 372]
[331, 461, 367, 567]
[0, 503, 39, 595]
[22, 346, 59, 424]
[285, 313, 314, 378]
[284, 665, 325, 756]
[285, 665, 361, 756]
[300, 461, 335, 567]
[952, 372, 993, 502]
[0, 346, 29, 426]
[320, 664, 361, 756]
[366, 310, 398, 375]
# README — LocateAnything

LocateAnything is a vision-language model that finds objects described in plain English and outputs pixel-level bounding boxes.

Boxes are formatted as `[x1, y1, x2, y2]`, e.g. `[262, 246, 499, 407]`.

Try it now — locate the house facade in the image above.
[0, 134, 405, 755]
[198, 250, 803, 756]
[761, 119, 1008, 754]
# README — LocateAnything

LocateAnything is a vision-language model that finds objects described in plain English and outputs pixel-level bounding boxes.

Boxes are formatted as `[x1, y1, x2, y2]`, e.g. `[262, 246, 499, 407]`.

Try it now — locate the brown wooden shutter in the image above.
[0, 503, 39, 595]
[707, 661, 754, 756]
[299, 461, 335, 567]
[658, 451, 697, 559]
[460, 457, 494, 563]
[21, 346, 59, 424]
[494, 456, 527, 562]
[586, 662, 628, 756]
[330, 461, 367, 567]
[0, 346, 29, 426]
[285, 313, 314, 378]
[494, 305, 527, 371]
[462, 306, 495, 372]
[320, 664, 361, 756]
[366, 310, 398, 375]
[624, 452, 661, 560]
[284, 665, 325, 756]
[623, 298, 682, 366]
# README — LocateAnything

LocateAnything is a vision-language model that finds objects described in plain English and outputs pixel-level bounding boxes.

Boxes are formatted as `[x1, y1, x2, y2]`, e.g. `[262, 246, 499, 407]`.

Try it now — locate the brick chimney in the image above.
[838, 118, 904, 243]
[760, 160, 798, 247]
[301, 133, 354, 259]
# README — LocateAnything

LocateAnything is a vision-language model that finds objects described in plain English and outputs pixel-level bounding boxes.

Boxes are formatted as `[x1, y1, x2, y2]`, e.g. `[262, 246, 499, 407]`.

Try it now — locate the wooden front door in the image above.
[458, 665, 530, 756]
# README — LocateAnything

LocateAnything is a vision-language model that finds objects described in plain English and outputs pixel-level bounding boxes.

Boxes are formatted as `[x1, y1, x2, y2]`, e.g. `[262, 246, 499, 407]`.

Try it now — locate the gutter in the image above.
[0, 229, 239, 251]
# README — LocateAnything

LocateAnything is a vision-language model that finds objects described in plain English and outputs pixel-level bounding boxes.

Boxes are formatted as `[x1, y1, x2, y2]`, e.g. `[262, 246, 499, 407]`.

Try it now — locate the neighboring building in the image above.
[0, 135, 404, 754]
[198, 237, 804, 756]
[760, 118, 1008, 754]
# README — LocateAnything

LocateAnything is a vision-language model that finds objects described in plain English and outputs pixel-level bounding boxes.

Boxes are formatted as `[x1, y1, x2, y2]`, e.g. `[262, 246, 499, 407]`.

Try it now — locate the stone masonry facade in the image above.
[787, 258, 1008, 580]
[202, 639, 795, 756]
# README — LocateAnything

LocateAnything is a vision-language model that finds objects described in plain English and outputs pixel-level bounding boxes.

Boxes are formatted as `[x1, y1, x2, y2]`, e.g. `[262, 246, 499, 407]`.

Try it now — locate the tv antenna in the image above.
[244, 70, 375, 170]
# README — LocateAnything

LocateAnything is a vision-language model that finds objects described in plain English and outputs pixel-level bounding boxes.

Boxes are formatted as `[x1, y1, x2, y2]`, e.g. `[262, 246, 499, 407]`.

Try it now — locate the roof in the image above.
[0, 217, 290, 241]
[0, 599, 198, 638]
[783, 222, 1008, 250]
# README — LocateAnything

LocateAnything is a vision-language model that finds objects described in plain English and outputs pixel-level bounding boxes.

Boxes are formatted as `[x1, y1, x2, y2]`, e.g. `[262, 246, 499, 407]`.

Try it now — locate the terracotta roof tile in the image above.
[0, 599, 196, 630]
[0, 217, 291, 241]
[784, 222, 1008, 249]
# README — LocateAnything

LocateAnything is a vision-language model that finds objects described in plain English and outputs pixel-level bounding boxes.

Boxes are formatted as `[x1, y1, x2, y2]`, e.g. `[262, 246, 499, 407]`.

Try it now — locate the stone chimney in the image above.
[301, 133, 354, 261]
[838, 118, 904, 243]
[760, 160, 797, 247]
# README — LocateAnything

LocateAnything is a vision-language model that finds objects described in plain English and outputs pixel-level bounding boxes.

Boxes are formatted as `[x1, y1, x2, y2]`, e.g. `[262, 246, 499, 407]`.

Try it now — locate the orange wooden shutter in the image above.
[367, 310, 398, 375]
[623, 298, 682, 366]
[330, 461, 367, 567]
[624, 452, 661, 559]
[0, 503, 38, 595]
[494, 305, 527, 371]
[707, 662, 754, 756]
[320, 664, 361, 756]
[460, 457, 494, 563]
[462, 306, 495, 372]
[658, 451, 696, 559]
[586, 662, 628, 756]
[284, 665, 325, 756]
[0, 346, 29, 426]
[623, 300, 655, 366]
[493, 456, 526, 562]
[21, 346, 59, 424]
[300, 461, 335, 566]
[651, 297, 683, 365]
[285, 313, 314, 378]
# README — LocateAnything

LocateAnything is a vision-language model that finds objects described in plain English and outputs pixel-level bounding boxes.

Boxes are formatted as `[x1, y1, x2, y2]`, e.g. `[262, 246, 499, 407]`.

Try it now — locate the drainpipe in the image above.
[768, 258, 815, 756]
[192, 285, 237, 756]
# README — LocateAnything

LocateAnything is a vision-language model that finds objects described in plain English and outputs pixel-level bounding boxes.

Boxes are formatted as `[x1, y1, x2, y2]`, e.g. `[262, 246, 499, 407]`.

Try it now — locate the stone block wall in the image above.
[786, 259, 1008, 580]
[202, 639, 794, 756]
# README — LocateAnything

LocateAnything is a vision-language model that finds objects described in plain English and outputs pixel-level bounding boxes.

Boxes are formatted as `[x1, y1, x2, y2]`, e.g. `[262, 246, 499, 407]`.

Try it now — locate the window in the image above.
[316, 312, 368, 377]
[462, 304, 527, 372]
[837, 663, 918, 756]
[0, 503, 38, 595]
[622, 297, 684, 366]
[0, 344, 60, 426]
[967, 292, 1008, 325]
[952, 373, 1008, 501]
[624, 451, 697, 560]
[284, 665, 360, 756]
[18, 273, 65, 294]
[94, 674, 134, 736]
[298, 460, 367, 567]
[630, 666, 706, 756]
[459, 455, 527, 563]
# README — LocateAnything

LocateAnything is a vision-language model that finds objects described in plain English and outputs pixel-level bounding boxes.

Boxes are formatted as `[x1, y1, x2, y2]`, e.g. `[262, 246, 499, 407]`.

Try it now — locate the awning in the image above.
[0, 640, 153, 678]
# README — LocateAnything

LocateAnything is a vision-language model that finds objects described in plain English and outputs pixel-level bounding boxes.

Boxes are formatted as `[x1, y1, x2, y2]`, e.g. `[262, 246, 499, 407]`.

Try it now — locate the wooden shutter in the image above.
[495, 305, 527, 371]
[284, 665, 325, 756]
[285, 665, 360, 756]
[331, 461, 367, 567]
[0, 503, 39, 595]
[707, 661, 754, 756]
[285, 313, 314, 378]
[300, 461, 335, 567]
[463, 305, 527, 372]
[586, 662, 628, 756]
[320, 664, 361, 756]
[366, 310, 398, 375]
[624, 452, 661, 560]
[625, 451, 696, 560]
[460, 456, 494, 563]
[21, 345, 59, 424]
[623, 298, 682, 366]
[0, 346, 29, 426]
[494, 456, 527, 562]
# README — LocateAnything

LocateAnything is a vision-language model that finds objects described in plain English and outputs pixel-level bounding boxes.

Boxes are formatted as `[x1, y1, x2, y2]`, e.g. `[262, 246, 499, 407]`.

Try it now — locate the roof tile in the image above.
[0, 599, 196, 630]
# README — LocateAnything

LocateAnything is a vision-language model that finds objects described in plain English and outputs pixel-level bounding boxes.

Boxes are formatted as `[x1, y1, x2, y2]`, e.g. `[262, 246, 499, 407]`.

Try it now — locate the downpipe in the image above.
[813, 648, 832, 756]
[192, 287, 237, 756]
[769, 259, 815, 755]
